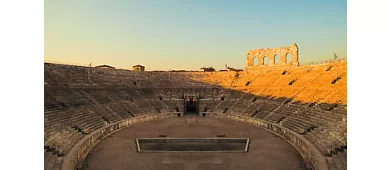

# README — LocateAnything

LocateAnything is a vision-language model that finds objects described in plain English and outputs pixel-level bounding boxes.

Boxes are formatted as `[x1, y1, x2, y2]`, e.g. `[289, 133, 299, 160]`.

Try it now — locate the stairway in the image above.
[44, 150, 63, 170]
[326, 148, 347, 170]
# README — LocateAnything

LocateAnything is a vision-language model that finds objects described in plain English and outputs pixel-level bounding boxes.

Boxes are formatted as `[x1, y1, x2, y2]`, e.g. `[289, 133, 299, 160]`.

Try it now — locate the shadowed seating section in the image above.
[44, 61, 347, 170]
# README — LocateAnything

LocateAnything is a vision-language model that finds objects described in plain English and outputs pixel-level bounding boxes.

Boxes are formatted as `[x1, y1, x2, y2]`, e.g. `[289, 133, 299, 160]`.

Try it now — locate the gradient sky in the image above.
[45, 0, 346, 70]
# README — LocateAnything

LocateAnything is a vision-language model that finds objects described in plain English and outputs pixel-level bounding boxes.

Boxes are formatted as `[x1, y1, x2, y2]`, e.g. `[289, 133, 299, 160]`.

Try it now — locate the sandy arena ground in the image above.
[83, 116, 305, 170]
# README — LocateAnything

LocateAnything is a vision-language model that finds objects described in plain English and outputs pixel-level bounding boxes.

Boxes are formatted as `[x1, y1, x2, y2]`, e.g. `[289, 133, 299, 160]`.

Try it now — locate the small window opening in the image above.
[245, 81, 251, 86]
[101, 117, 110, 124]
[282, 71, 287, 75]
[159, 96, 163, 100]
[283, 98, 293, 104]
[202, 113, 206, 117]
[220, 97, 225, 101]
[133, 81, 137, 86]
[288, 79, 296, 86]
[331, 77, 341, 84]
[250, 110, 259, 117]
[177, 113, 181, 117]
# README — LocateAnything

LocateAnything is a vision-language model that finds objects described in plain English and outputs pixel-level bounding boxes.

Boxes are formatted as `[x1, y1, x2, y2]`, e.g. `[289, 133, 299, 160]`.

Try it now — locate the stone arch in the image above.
[263, 56, 270, 65]
[274, 54, 281, 65]
[286, 53, 293, 64]
[246, 43, 299, 67]
[253, 57, 259, 66]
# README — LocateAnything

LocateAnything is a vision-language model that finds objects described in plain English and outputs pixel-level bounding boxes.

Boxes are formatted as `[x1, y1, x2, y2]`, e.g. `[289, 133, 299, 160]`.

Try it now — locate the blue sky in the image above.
[45, 0, 347, 70]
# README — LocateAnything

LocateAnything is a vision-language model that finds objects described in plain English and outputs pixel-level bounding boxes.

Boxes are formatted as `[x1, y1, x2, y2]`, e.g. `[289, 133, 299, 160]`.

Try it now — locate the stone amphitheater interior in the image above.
[44, 53, 347, 170]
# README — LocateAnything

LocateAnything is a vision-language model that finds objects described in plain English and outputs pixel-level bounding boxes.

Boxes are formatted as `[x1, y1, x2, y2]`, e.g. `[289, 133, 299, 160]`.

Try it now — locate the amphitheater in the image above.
[44, 53, 347, 170]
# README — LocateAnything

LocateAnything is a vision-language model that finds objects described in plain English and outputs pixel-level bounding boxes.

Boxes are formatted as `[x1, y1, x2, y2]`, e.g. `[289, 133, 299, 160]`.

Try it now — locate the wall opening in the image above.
[250, 110, 259, 117]
[253, 57, 259, 66]
[331, 77, 341, 84]
[222, 108, 229, 113]
[288, 79, 296, 86]
[245, 81, 251, 86]
[274, 54, 280, 65]
[282, 71, 287, 75]
[326, 66, 333, 71]
[286, 53, 293, 64]
[220, 97, 225, 101]
[263, 56, 269, 65]
[202, 113, 206, 117]
[159, 96, 163, 100]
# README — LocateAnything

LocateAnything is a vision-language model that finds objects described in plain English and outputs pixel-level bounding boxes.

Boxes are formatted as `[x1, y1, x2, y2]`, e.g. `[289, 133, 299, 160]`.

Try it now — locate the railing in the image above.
[300, 57, 347, 66]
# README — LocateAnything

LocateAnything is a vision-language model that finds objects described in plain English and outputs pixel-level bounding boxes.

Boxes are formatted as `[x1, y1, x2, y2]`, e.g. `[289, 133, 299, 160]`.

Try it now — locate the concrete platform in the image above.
[83, 116, 306, 170]
[136, 138, 249, 152]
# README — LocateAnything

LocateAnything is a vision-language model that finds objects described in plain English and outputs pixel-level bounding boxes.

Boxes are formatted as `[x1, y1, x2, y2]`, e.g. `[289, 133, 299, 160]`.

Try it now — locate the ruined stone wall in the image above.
[246, 43, 299, 68]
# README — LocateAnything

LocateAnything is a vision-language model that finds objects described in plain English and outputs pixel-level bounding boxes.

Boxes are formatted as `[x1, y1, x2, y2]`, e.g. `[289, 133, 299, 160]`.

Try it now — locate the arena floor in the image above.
[83, 116, 306, 170]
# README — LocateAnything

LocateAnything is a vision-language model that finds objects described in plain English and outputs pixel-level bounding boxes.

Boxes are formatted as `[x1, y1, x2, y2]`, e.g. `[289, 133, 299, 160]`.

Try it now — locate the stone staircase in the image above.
[326, 148, 347, 170]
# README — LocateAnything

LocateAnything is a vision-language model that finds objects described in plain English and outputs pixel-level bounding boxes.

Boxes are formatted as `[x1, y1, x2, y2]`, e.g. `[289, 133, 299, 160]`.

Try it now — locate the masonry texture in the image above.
[246, 43, 299, 67]
[83, 117, 305, 170]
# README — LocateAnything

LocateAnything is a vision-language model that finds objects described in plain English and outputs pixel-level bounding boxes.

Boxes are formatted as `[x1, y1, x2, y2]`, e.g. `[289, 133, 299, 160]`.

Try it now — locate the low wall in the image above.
[60, 113, 328, 170]
[60, 113, 175, 170]
[208, 113, 329, 170]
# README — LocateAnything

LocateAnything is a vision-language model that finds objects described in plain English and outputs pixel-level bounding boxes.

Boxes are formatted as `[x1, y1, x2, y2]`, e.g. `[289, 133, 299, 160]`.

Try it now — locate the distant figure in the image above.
[334, 53, 338, 59]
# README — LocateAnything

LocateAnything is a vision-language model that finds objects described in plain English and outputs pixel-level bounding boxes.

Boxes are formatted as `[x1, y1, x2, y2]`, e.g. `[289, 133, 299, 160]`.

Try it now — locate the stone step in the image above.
[326, 157, 338, 170]
[332, 153, 345, 170]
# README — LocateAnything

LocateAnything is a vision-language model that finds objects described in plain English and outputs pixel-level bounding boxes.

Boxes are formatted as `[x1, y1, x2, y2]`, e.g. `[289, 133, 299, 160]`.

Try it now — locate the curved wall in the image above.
[208, 113, 329, 170]
[61, 113, 328, 170]
[60, 113, 174, 170]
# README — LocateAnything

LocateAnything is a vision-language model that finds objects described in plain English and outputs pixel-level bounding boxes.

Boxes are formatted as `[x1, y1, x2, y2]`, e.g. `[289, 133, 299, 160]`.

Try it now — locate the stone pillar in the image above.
[247, 56, 253, 66]
[292, 51, 299, 67]
[258, 56, 264, 65]
[280, 53, 287, 64]
[269, 54, 275, 66]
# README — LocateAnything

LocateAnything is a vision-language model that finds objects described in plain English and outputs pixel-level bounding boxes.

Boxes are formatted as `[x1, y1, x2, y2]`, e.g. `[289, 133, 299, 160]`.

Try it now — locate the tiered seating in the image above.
[45, 60, 347, 170]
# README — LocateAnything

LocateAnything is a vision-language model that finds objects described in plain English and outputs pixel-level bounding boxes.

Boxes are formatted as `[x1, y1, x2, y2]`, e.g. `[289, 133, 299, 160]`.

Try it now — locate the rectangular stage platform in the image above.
[136, 138, 250, 152]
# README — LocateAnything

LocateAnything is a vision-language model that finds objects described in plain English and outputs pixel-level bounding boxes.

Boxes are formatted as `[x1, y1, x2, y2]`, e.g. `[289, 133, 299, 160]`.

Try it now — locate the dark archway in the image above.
[184, 96, 199, 116]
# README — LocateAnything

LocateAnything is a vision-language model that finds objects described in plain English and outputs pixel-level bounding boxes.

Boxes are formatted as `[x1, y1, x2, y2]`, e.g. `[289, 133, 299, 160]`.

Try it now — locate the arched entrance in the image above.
[274, 54, 280, 65]
[286, 53, 293, 64]
[263, 56, 269, 65]
[253, 57, 259, 66]
[184, 96, 199, 116]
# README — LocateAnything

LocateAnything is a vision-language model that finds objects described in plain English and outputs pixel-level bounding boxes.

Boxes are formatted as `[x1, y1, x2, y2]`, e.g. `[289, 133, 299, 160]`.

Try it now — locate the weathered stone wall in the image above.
[247, 43, 299, 67]
[207, 113, 329, 170]
[60, 113, 175, 170]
